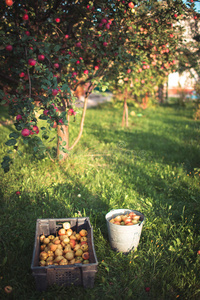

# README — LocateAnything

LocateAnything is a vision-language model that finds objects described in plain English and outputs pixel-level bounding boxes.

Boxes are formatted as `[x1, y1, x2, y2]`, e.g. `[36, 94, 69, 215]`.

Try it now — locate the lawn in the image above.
[0, 99, 200, 300]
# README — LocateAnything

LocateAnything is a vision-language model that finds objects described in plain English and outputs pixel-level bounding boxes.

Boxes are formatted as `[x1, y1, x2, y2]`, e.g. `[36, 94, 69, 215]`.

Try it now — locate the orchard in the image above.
[0, 0, 198, 172]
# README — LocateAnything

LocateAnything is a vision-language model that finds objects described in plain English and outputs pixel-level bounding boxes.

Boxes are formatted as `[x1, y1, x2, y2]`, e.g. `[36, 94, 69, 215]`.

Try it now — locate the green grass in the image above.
[0, 100, 200, 300]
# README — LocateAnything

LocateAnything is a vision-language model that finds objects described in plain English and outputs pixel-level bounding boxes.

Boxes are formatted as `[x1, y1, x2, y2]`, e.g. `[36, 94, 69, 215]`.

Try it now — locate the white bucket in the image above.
[105, 209, 145, 253]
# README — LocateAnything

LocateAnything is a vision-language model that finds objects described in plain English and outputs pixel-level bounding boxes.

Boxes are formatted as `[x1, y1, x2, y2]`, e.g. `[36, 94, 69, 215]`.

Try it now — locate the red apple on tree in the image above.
[128, 2, 135, 9]
[6, 0, 13, 6]
[38, 54, 45, 61]
[21, 128, 31, 137]
[54, 63, 59, 68]
[23, 14, 29, 21]
[5, 45, 13, 51]
[28, 59, 36, 66]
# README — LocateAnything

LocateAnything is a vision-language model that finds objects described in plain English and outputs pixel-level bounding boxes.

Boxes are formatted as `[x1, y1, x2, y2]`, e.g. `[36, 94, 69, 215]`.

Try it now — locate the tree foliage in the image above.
[0, 0, 198, 172]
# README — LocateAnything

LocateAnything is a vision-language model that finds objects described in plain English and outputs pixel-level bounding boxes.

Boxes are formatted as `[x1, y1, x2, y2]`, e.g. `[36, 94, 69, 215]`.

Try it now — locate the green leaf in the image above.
[42, 134, 49, 140]
[62, 141, 67, 146]
[62, 148, 68, 153]
[39, 115, 48, 120]
[62, 83, 69, 91]
[5, 139, 17, 146]
[17, 150, 23, 156]
[1, 155, 12, 173]
[23, 138, 29, 144]
[9, 132, 20, 139]
[54, 45, 61, 52]
[59, 154, 63, 160]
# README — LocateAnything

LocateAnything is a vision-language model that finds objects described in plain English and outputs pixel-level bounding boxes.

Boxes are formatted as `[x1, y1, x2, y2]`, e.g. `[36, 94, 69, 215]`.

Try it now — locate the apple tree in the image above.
[104, 0, 194, 126]
[0, 0, 197, 172]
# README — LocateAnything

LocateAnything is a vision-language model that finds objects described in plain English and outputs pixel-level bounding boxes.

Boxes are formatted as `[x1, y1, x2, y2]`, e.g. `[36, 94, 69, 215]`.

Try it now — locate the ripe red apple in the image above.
[82, 252, 89, 260]
[38, 54, 45, 61]
[69, 239, 76, 249]
[33, 126, 39, 134]
[114, 221, 121, 225]
[103, 42, 108, 47]
[101, 18, 107, 24]
[52, 121, 57, 128]
[52, 89, 58, 96]
[129, 212, 136, 218]
[124, 217, 132, 225]
[76, 42, 81, 47]
[19, 72, 25, 78]
[128, 2, 134, 9]
[80, 240, 87, 246]
[43, 109, 49, 116]
[79, 229, 88, 237]
[21, 128, 30, 137]
[58, 228, 66, 236]
[28, 59, 36, 66]
[54, 63, 59, 68]
[84, 70, 89, 74]
[127, 69, 131, 73]
[23, 14, 29, 21]
[6, 0, 13, 6]
[55, 18, 60, 23]
[5, 45, 13, 51]
[94, 66, 99, 70]
[16, 114, 22, 121]
[25, 31, 30, 36]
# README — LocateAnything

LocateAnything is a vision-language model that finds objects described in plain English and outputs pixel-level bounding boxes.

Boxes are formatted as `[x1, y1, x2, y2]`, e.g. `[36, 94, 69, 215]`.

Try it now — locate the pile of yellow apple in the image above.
[39, 222, 90, 266]
[109, 212, 141, 225]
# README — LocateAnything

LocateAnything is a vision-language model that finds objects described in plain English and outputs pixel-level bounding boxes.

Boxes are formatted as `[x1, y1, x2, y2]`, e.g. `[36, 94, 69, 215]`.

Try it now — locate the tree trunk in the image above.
[122, 87, 128, 127]
[122, 100, 126, 127]
[125, 100, 128, 127]
[57, 123, 69, 161]
[56, 95, 89, 161]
